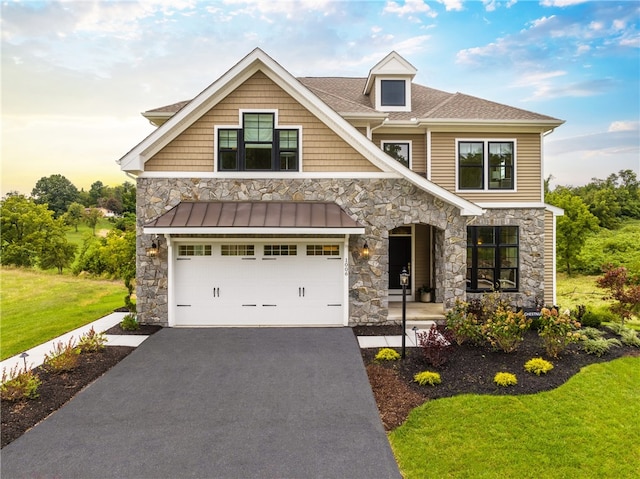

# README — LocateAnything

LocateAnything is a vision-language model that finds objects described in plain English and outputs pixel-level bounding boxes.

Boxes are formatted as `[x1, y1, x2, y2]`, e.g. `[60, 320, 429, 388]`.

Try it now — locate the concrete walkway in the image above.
[1, 328, 401, 479]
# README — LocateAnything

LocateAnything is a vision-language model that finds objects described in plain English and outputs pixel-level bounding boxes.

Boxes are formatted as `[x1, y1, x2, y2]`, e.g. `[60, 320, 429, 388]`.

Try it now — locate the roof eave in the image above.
[144, 226, 366, 235]
[418, 118, 565, 131]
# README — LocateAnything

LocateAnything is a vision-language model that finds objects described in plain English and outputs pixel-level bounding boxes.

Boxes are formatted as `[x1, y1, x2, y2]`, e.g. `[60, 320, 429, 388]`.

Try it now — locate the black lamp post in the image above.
[400, 267, 410, 359]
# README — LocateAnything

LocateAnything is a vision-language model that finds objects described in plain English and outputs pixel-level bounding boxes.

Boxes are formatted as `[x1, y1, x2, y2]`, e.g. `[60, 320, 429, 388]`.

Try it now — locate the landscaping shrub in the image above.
[1, 365, 41, 401]
[445, 300, 482, 346]
[481, 306, 531, 353]
[619, 328, 640, 348]
[375, 348, 400, 362]
[537, 307, 583, 358]
[581, 327, 605, 340]
[417, 324, 454, 367]
[43, 339, 80, 373]
[494, 372, 517, 387]
[78, 327, 108, 353]
[580, 337, 622, 357]
[524, 358, 554, 376]
[120, 313, 139, 331]
[414, 371, 442, 386]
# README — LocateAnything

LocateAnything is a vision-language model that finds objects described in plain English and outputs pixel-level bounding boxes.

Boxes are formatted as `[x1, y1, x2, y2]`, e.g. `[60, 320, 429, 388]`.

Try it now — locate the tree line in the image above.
[1, 174, 136, 277]
[545, 169, 640, 276]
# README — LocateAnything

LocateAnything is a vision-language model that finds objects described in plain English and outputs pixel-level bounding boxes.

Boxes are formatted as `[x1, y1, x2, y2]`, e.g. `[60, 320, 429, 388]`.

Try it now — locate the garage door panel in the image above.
[174, 242, 344, 326]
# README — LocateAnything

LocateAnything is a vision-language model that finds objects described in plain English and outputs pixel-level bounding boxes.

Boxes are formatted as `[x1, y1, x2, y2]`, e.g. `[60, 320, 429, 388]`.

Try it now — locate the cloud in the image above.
[383, 0, 437, 18]
[608, 120, 640, 132]
[545, 125, 640, 186]
[437, 0, 464, 11]
[540, 0, 589, 7]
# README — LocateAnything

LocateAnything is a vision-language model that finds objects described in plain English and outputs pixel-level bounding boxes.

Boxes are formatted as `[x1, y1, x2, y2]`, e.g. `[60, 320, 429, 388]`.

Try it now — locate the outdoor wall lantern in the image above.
[400, 267, 410, 358]
[146, 236, 159, 257]
[362, 242, 370, 260]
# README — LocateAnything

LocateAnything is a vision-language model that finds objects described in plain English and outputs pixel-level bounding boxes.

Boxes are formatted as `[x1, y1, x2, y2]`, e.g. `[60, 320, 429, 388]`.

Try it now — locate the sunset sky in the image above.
[2, 0, 638, 196]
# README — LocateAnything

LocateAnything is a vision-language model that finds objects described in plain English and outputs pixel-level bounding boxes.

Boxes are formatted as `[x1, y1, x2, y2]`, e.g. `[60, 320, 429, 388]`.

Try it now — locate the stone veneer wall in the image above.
[136, 177, 545, 325]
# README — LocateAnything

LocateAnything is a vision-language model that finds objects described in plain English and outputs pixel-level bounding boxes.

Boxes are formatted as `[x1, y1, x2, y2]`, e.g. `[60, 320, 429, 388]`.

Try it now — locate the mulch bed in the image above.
[103, 324, 163, 335]
[357, 326, 639, 431]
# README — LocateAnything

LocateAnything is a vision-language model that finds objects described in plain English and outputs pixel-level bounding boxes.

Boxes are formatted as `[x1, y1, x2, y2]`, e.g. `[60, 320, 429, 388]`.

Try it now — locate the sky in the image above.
[1, 0, 639, 196]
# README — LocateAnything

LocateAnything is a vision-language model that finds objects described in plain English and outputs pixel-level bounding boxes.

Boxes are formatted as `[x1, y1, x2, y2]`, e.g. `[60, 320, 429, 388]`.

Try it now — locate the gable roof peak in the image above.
[364, 51, 418, 94]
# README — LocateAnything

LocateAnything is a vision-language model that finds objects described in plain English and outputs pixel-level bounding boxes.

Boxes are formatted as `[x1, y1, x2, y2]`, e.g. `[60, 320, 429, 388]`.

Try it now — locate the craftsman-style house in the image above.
[119, 48, 564, 327]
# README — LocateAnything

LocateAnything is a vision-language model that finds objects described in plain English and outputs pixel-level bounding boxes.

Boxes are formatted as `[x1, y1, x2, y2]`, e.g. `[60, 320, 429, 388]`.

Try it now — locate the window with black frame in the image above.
[458, 140, 514, 190]
[218, 113, 299, 171]
[467, 226, 519, 292]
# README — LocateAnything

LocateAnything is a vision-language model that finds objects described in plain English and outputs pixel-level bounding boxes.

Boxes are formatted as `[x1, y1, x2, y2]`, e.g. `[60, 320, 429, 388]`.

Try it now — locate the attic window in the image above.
[381, 80, 406, 107]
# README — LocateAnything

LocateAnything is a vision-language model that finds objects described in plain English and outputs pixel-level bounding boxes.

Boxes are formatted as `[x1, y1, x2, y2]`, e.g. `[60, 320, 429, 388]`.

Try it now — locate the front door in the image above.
[389, 234, 412, 300]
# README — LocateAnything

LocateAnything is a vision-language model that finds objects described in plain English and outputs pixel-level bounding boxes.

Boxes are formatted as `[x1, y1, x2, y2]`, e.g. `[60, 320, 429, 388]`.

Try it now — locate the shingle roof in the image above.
[145, 76, 560, 123]
[145, 201, 363, 229]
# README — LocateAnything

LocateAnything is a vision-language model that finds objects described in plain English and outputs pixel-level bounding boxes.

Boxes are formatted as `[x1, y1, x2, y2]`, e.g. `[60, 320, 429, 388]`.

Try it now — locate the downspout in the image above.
[367, 118, 388, 140]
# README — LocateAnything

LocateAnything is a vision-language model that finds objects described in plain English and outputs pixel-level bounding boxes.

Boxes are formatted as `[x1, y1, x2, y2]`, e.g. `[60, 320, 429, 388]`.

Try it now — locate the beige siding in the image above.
[373, 133, 426, 175]
[146, 71, 380, 173]
[430, 132, 543, 202]
[544, 209, 555, 305]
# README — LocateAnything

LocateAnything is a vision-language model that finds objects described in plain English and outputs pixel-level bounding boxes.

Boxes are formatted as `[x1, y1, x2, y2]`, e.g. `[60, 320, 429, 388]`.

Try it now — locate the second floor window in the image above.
[458, 140, 514, 191]
[218, 113, 299, 172]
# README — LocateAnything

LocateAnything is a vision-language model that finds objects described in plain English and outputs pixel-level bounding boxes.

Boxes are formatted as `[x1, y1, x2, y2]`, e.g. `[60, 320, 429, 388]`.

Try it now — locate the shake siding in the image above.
[145, 71, 380, 173]
[373, 133, 426, 175]
[430, 132, 542, 202]
[544, 209, 555, 305]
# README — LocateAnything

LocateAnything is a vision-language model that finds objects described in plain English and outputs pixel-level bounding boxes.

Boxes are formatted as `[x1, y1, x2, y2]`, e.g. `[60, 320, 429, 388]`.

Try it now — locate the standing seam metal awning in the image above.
[143, 201, 365, 234]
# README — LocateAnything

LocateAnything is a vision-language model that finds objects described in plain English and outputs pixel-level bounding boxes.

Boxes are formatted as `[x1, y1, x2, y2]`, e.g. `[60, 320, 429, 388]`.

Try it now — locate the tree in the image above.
[546, 188, 599, 275]
[39, 222, 77, 274]
[84, 207, 103, 235]
[88, 181, 107, 206]
[597, 264, 640, 326]
[31, 175, 79, 218]
[0, 194, 56, 267]
[63, 202, 85, 232]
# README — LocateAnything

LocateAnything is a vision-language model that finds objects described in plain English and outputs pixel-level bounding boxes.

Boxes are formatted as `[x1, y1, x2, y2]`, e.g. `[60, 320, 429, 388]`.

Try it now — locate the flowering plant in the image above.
[538, 307, 582, 358]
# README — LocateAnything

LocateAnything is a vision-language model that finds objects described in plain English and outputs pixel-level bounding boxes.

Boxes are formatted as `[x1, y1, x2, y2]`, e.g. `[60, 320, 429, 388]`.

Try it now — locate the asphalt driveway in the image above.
[1, 328, 401, 479]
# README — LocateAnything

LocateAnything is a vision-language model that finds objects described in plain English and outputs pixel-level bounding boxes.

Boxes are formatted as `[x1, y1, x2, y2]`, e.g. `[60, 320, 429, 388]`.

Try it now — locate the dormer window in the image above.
[381, 80, 406, 107]
[375, 77, 411, 112]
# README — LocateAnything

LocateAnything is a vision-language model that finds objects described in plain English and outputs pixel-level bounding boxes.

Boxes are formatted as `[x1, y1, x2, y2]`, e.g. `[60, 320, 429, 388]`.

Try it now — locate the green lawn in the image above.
[556, 273, 609, 311]
[65, 218, 114, 249]
[389, 357, 640, 478]
[0, 267, 127, 360]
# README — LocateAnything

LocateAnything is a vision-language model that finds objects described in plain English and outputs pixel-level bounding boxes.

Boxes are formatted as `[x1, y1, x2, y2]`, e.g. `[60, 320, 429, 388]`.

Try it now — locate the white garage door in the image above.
[173, 242, 345, 326]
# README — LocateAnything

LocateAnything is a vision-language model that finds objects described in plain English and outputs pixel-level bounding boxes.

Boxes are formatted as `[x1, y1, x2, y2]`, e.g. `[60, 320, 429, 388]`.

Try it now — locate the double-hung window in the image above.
[218, 112, 299, 171]
[467, 226, 519, 292]
[458, 140, 514, 190]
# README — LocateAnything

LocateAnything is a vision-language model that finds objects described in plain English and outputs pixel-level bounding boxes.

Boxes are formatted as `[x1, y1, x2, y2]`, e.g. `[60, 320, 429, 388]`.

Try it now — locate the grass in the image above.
[0, 267, 127, 360]
[556, 273, 609, 311]
[389, 356, 640, 479]
[65, 218, 114, 249]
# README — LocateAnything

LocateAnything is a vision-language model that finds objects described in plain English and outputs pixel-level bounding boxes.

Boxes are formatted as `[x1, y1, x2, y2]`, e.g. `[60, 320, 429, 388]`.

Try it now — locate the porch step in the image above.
[388, 302, 446, 322]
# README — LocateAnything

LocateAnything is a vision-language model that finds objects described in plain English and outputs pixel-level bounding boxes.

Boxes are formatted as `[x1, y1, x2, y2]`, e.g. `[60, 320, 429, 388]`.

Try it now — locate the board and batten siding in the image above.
[145, 71, 380, 173]
[430, 132, 543, 203]
[544, 209, 555, 305]
[372, 133, 426, 176]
